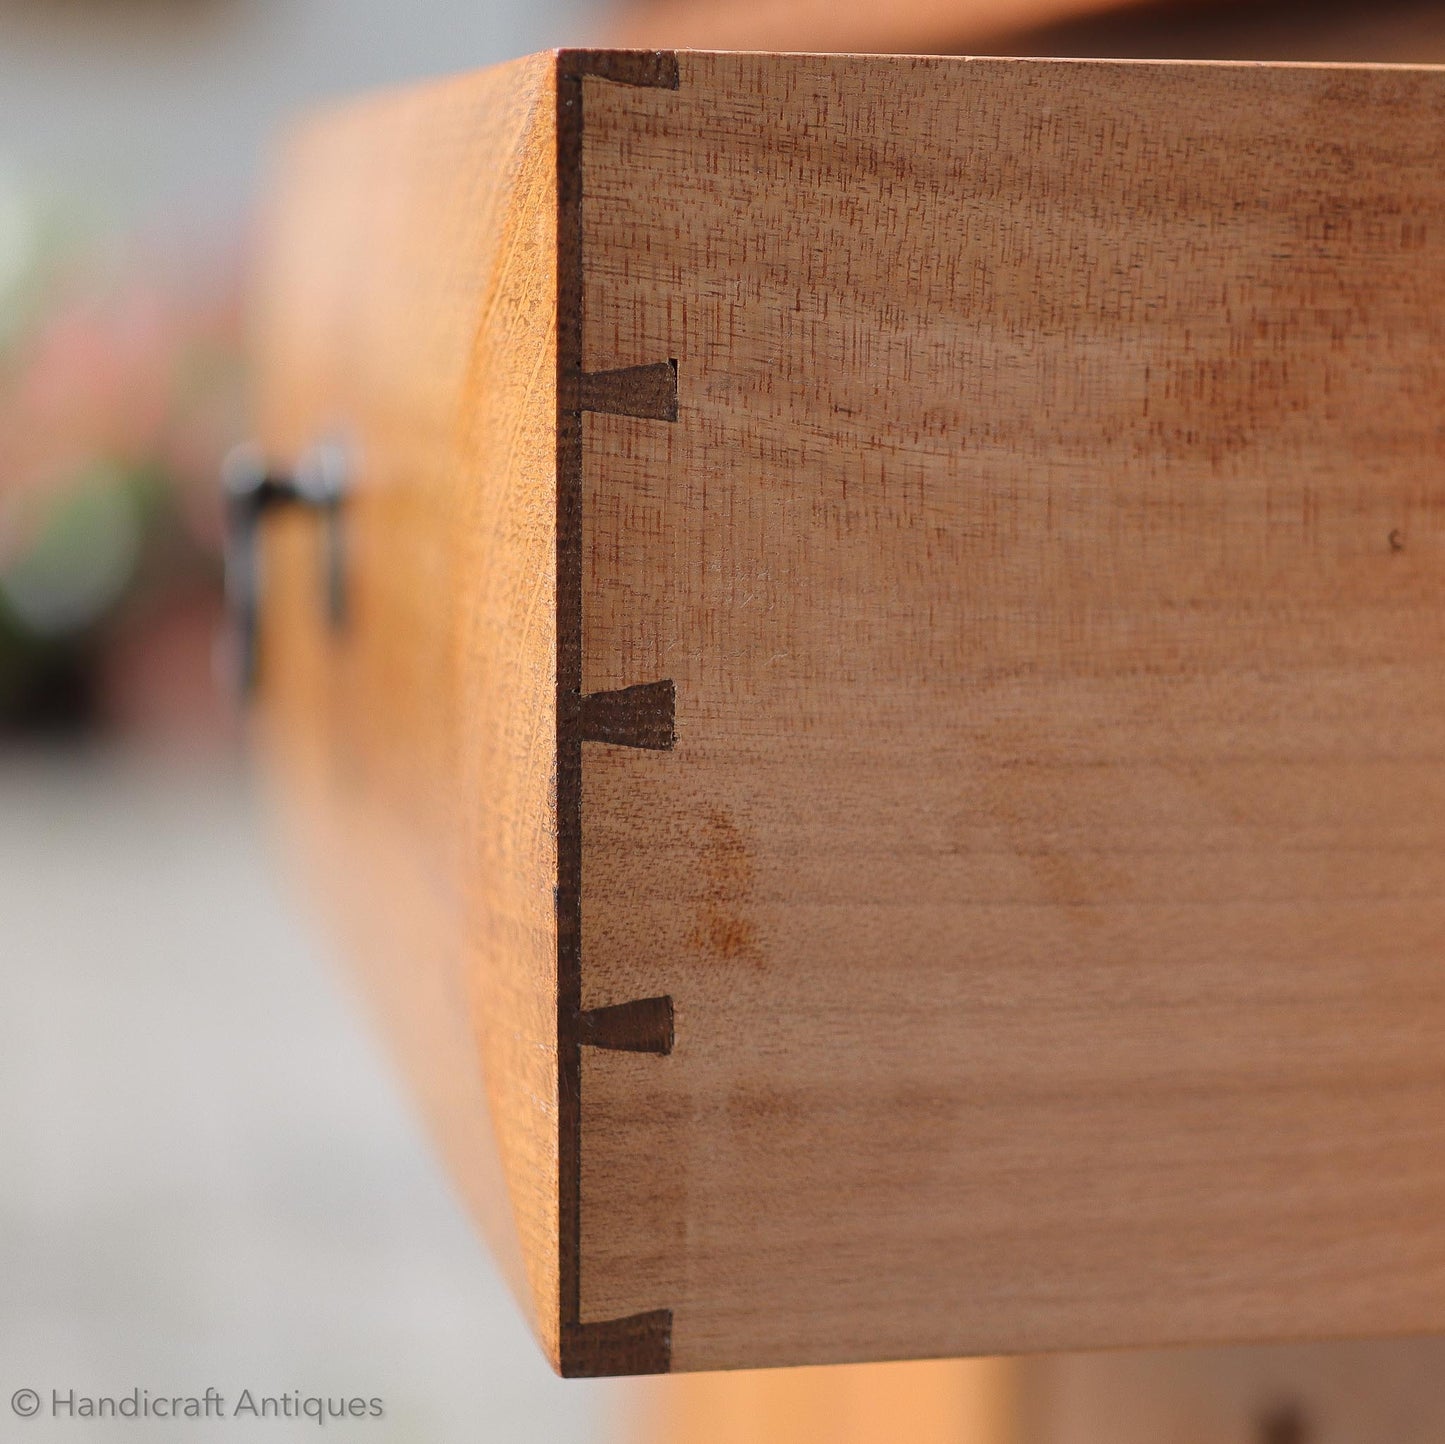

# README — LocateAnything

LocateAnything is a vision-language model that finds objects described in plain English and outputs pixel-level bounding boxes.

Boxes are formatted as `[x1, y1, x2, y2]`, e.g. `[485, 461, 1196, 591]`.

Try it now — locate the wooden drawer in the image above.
[247, 49, 1445, 1377]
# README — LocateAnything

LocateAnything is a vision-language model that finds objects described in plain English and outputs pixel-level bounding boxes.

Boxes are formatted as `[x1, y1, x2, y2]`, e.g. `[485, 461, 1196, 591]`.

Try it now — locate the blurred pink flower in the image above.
[0, 241, 243, 565]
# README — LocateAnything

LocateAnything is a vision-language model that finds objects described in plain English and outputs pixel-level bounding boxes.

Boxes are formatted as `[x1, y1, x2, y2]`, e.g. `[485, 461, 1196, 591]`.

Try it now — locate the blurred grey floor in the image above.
[0, 749, 619, 1442]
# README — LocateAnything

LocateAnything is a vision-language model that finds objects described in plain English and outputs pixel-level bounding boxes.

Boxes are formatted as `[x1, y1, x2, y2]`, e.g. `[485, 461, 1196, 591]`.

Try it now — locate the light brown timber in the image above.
[249, 54, 564, 1361]
[577, 51, 1445, 1370]
[252, 50, 1445, 1376]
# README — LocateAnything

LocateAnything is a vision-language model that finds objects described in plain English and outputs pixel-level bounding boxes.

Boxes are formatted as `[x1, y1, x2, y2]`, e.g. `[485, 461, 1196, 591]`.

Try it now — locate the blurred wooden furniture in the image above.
[631, 1358, 1021, 1444]
[627, 1337, 1445, 1443]
[249, 49, 1445, 1379]
[608, 0, 1445, 64]
[608, 0, 1143, 55]
[1021, 1337, 1445, 1444]
[996, 0, 1445, 65]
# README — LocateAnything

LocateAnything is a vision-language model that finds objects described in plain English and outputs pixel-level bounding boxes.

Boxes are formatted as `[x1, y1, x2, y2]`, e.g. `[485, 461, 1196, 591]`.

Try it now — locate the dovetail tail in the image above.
[580, 360, 678, 422]
[560, 49, 680, 90]
[579, 996, 674, 1055]
[579, 679, 676, 750]
[561, 1310, 673, 1378]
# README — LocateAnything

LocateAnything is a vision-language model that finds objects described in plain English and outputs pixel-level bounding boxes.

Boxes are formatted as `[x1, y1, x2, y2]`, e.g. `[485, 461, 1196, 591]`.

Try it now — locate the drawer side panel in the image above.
[577, 52, 1445, 1370]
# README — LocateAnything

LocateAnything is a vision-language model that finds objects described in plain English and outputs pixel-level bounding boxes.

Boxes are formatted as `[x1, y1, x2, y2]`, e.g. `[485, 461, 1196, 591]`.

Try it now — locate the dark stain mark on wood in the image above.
[692, 910, 762, 963]
[580, 360, 679, 421]
[561, 1309, 673, 1378]
[689, 806, 764, 967]
[579, 995, 675, 1054]
[580, 679, 676, 749]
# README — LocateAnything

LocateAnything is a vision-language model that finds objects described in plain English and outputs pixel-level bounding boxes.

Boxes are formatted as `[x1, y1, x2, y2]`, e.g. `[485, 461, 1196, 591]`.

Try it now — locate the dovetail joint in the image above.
[561, 1310, 673, 1378]
[579, 679, 676, 750]
[559, 49, 680, 90]
[579, 996, 674, 1055]
[556, 47, 680, 1378]
[580, 360, 678, 422]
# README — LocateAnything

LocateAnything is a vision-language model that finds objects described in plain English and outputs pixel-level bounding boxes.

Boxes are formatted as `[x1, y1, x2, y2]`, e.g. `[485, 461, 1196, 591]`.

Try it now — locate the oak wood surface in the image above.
[575, 52, 1445, 1370]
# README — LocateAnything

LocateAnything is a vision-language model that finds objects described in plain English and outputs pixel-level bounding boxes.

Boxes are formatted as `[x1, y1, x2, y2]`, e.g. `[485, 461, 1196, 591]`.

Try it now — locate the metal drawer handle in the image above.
[222, 440, 349, 696]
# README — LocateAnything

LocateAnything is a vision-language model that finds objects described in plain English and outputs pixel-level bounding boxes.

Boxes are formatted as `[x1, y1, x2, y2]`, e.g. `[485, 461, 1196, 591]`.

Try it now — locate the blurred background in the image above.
[4, 0, 1445, 1441]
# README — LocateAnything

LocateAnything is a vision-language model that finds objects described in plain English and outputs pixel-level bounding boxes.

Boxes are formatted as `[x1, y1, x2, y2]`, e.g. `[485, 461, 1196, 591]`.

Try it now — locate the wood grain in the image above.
[253, 49, 1445, 1378]
[576, 53, 1445, 1370]
[249, 55, 563, 1359]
